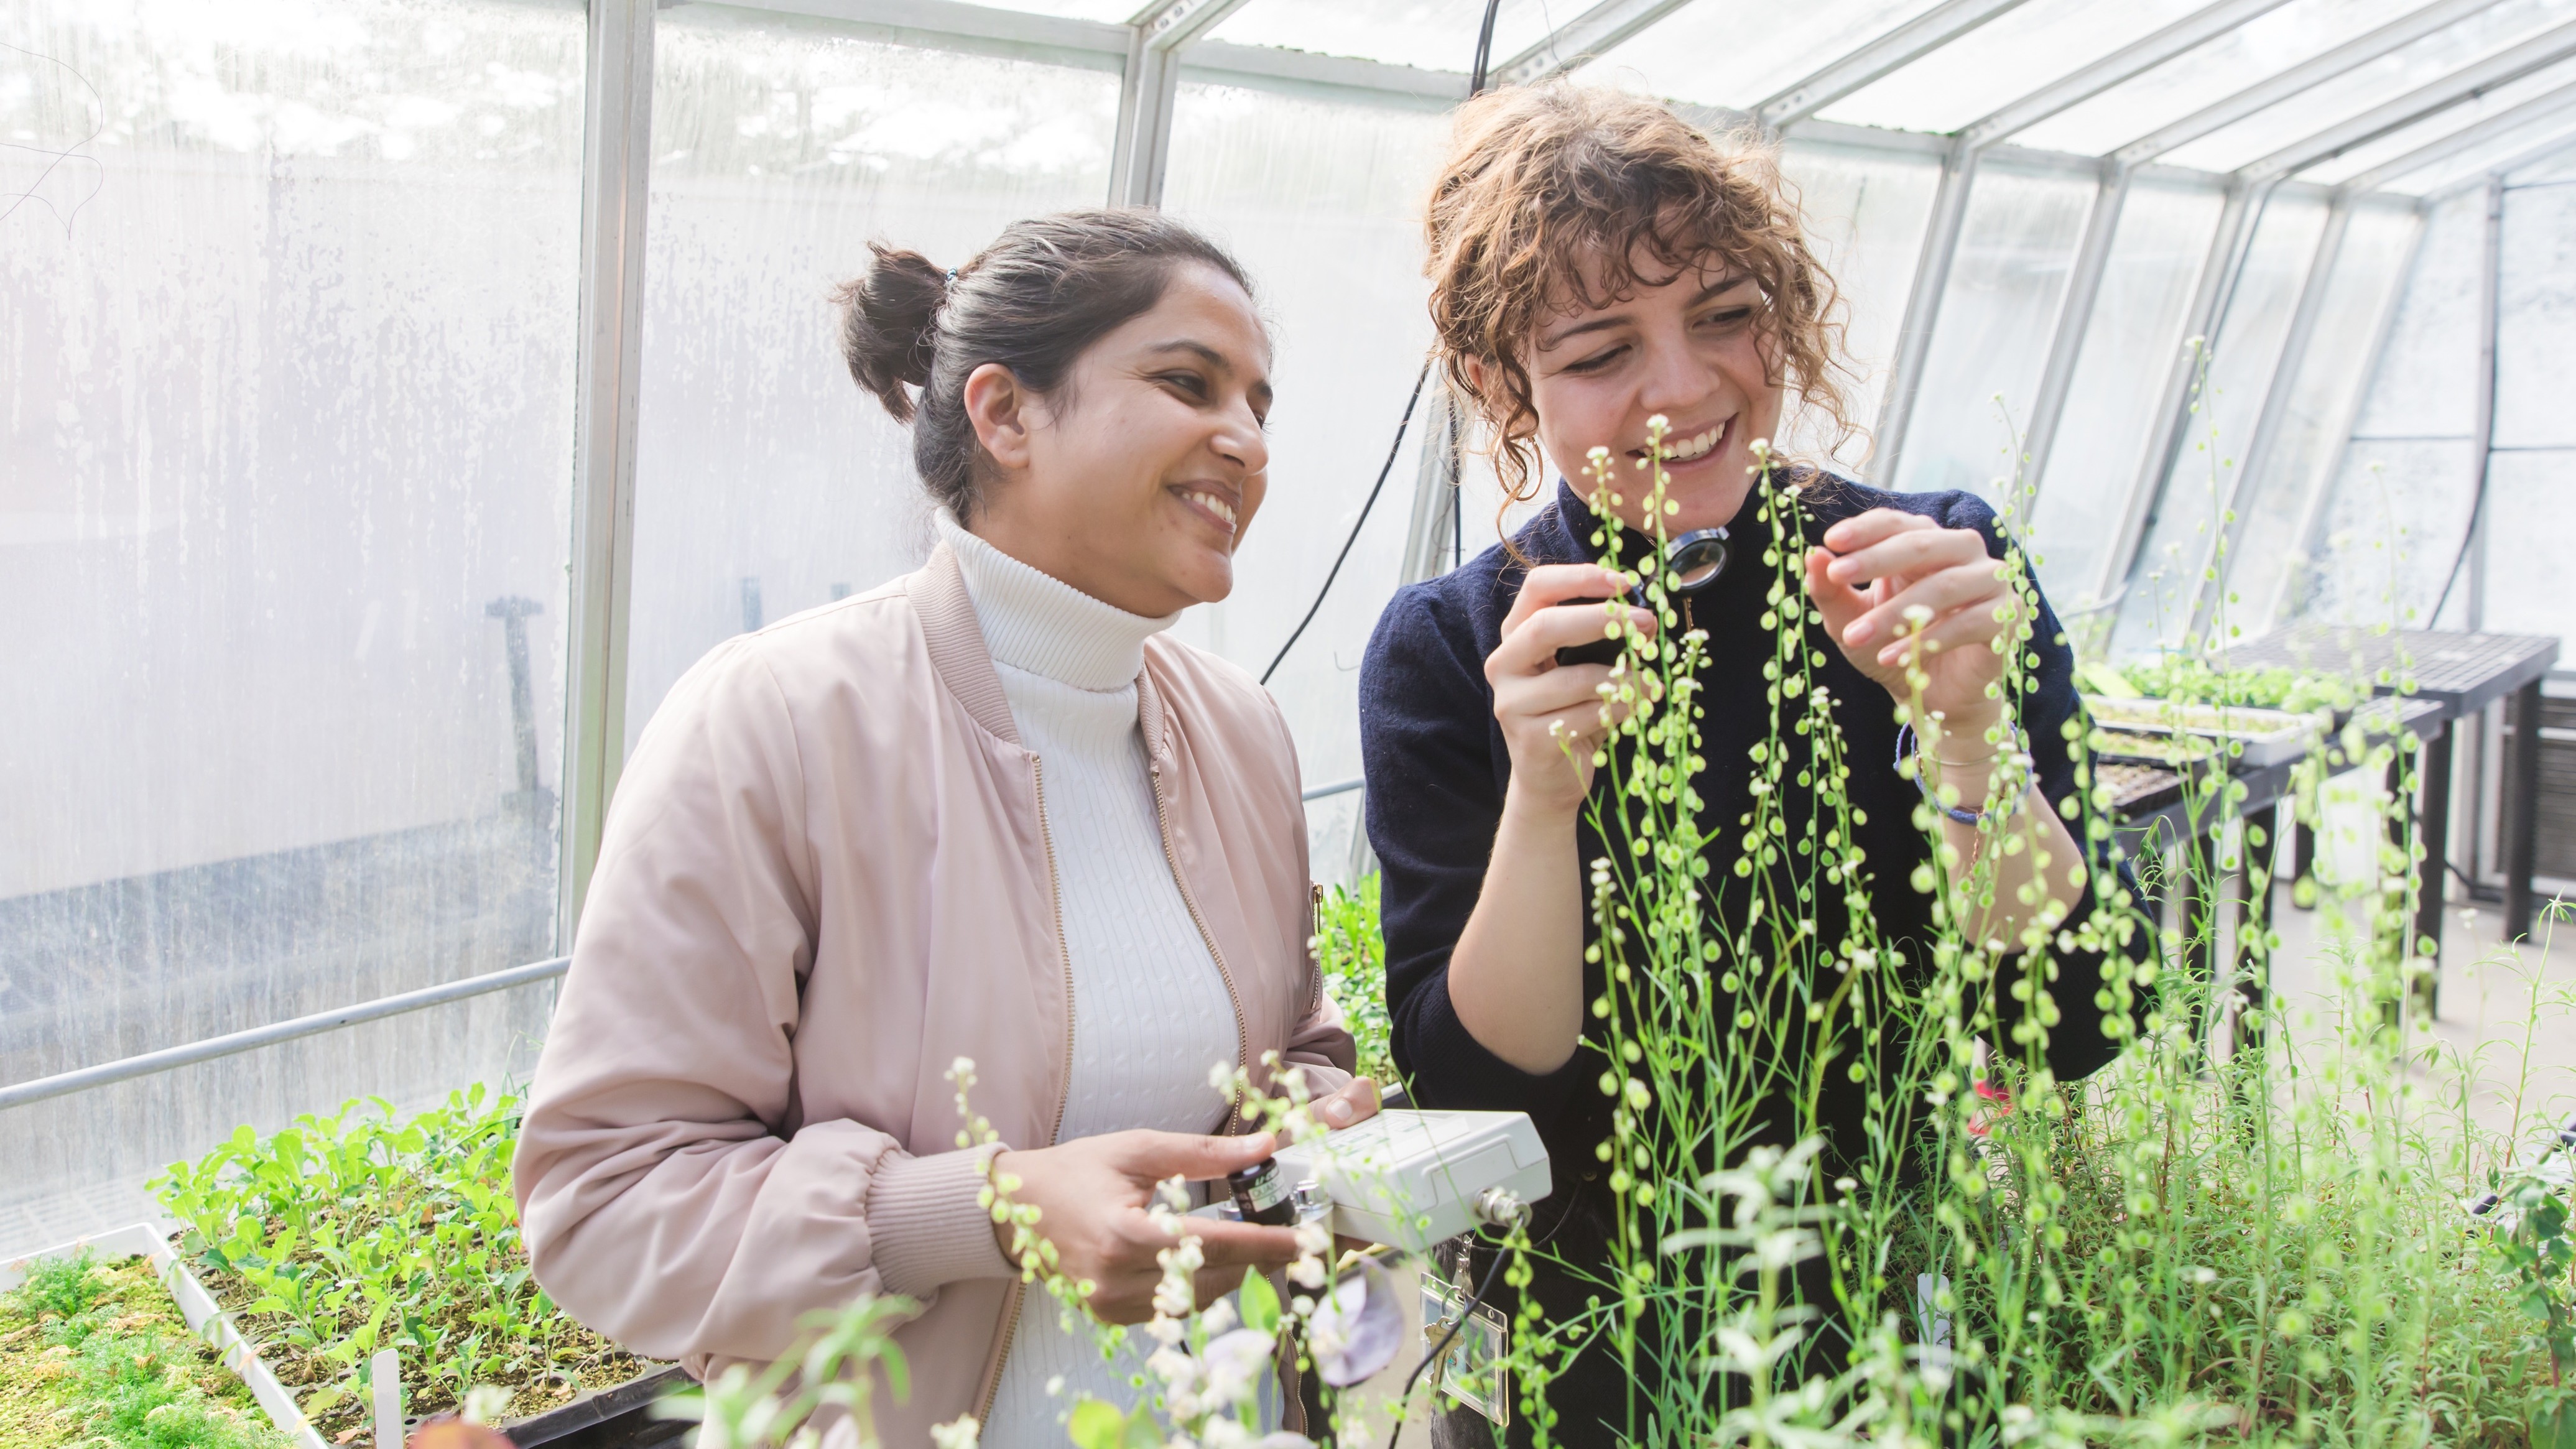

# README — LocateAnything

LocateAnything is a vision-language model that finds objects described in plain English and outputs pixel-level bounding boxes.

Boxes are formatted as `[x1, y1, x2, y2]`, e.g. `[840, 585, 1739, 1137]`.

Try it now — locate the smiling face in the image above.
[962, 262, 1272, 618]
[1507, 246, 1783, 535]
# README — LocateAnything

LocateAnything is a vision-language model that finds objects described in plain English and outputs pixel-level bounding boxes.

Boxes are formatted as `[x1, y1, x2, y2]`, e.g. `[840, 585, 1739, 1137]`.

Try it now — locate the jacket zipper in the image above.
[971, 754, 1080, 1426]
[1148, 757, 1252, 1127]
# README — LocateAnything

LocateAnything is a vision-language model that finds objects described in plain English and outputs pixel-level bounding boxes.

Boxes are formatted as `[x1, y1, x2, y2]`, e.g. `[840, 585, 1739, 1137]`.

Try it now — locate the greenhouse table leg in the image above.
[2292, 820, 2315, 909]
[2506, 679, 2543, 942]
[2413, 720, 2454, 1017]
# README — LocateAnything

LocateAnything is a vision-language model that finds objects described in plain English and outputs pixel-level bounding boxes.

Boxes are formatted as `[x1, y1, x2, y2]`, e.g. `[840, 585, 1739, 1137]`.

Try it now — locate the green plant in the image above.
[1371, 400, 2573, 1445]
[2, 1249, 289, 1449]
[152, 1086, 643, 1439]
[1315, 874, 1397, 1089]
[653, 1291, 919, 1449]
[2081, 654, 2365, 716]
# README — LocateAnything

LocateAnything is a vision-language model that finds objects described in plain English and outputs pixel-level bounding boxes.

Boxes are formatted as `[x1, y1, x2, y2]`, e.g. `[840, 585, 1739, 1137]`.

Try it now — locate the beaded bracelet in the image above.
[1894, 717, 2026, 826]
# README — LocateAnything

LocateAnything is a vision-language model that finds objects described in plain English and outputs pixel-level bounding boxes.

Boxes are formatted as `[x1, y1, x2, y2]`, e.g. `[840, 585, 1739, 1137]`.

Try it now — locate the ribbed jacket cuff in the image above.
[869, 1144, 1014, 1298]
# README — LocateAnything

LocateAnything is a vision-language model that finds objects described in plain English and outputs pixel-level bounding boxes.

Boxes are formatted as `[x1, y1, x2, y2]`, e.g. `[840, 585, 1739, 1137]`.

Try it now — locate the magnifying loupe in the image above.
[1554, 527, 1730, 667]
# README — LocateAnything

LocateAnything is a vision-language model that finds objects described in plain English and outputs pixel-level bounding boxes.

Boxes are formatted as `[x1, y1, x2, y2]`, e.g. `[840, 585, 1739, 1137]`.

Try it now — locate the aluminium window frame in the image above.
[2103, 16, 2576, 625]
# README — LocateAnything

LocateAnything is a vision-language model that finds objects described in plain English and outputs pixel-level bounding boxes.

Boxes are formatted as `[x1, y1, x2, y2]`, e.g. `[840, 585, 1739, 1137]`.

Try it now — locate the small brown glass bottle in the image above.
[1226, 1157, 1298, 1227]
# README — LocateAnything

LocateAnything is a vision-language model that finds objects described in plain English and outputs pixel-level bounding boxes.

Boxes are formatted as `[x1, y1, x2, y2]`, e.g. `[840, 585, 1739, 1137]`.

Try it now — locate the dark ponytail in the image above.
[832, 208, 1258, 525]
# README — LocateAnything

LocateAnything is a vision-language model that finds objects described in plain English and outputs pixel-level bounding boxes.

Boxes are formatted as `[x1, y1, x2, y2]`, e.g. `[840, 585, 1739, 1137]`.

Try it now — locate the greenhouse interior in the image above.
[9, 0, 2576, 1443]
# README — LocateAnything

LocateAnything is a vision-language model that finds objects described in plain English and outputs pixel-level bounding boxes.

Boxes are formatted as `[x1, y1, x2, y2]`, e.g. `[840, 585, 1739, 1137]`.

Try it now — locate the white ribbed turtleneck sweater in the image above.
[940, 520, 1245, 1446]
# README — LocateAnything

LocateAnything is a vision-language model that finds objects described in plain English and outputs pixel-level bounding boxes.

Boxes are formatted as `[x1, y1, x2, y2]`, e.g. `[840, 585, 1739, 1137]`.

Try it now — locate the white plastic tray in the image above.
[2081, 695, 2324, 768]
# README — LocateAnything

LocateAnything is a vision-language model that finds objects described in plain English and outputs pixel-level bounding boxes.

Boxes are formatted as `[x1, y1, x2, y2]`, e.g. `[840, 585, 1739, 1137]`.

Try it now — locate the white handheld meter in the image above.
[1271, 1109, 1550, 1252]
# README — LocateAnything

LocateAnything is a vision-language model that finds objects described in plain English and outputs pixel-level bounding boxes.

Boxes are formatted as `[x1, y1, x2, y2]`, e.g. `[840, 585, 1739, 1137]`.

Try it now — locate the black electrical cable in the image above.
[1468, 0, 1504, 95]
[2429, 460, 2491, 626]
[1385, 1239, 1514, 1449]
[1258, 358, 1431, 687]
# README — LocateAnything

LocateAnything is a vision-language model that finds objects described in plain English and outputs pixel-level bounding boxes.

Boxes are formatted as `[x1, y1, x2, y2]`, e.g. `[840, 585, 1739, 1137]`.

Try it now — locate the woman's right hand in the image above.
[988, 1130, 1302, 1324]
[1485, 563, 1656, 819]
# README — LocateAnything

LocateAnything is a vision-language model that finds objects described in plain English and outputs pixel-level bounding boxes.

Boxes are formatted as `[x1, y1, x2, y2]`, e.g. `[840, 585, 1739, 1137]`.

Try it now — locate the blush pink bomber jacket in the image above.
[512, 544, 1356, 1440]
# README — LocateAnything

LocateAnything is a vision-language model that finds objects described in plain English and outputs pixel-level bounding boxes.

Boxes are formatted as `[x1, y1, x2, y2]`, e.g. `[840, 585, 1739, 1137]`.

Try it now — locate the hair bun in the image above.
[831, 243, 947, 422]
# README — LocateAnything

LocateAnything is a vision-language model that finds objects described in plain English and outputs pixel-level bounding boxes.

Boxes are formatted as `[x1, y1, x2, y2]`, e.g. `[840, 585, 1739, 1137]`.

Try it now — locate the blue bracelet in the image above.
[1895, 718, 2025, 826]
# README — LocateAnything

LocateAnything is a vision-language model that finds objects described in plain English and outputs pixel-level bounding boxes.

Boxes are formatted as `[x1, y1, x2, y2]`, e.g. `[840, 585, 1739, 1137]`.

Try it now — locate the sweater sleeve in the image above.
[1940, 493, 2142, 1086]
[1360, 583, 1595, 1117]
[511, 641, 1011, 1369]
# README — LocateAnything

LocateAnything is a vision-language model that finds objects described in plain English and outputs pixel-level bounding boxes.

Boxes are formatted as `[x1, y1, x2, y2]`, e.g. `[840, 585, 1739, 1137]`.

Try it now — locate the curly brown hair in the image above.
[1422, 83, 1861, 507]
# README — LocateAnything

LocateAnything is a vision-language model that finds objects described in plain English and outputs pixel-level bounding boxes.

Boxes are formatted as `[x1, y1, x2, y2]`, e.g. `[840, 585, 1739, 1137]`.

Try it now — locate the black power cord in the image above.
[1385, 1241, 1513, 1449]
[1469, 0, 1503, 93]
[1256, 0, 1505, 689]
[1258, 358, 1431, 686]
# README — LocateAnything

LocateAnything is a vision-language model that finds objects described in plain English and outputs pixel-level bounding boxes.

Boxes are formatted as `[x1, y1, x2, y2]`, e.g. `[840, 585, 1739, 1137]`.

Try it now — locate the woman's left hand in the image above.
[1313, 1076, 1381, 1132]
[1802, 509, 2018, 735]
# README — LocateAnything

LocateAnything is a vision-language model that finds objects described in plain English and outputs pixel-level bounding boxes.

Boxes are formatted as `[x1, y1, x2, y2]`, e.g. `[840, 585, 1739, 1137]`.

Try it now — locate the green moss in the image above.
[1, 1250, 287, 1449]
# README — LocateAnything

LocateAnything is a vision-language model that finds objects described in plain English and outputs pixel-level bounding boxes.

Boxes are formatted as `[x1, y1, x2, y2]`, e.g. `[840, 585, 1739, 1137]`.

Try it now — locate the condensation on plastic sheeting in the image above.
[2303, 190, 2488, 628]
[1887, 164, 2097, 502]
[1775, 141, 1945, 468]
[0, 0, 581, 1254]
[623, 12, 1119, 757]
[2222, 201, 2421, 633]
[1160, 81, 1449, 885]
[2466, 177, 2576, 642]
[2110, 192, 2333, 654]
[2024, 180, 2226, 609]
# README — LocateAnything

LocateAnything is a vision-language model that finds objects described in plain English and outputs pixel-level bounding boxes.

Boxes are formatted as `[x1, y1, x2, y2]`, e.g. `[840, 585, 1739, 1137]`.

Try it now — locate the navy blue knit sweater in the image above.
[1357, 471, 2129, 1442]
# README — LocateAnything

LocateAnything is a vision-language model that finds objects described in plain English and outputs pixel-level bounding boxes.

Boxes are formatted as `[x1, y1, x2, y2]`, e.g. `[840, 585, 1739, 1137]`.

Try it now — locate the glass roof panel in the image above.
[2395, 113, 2576, 189]
[2159, 0, 2576, 172]
[2013, 0, 2426, 157]
[1814, 0, 2217, 136]
[1585, 0, 1941, 114]
[2518, 136, 2576, 173]
[1203, 0, 1555, 73]
[2299, 53, 2576, 183]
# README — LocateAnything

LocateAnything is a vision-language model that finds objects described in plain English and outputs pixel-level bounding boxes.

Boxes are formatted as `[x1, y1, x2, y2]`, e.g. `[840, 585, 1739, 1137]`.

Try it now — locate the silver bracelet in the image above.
[1894, 718, 2025, 826]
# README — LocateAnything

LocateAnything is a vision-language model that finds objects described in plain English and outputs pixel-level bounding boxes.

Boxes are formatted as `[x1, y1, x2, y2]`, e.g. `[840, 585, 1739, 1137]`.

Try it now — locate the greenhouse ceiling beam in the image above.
[563, 0, 656, 947]
[2238, 17, 2576, 184]
[2424, 121, 2576, 200]
[1870, 0, 2294, 488]
[2338, 80, 2576, 196]
[1109, 0, 1256, 206]
[702, 0, 1130, 56]
[1757, 0, 2034, 132]
[1490, 0, 1696, 87]
[2110, 0, 2514, 168]
[2105, 19, 2576, 614]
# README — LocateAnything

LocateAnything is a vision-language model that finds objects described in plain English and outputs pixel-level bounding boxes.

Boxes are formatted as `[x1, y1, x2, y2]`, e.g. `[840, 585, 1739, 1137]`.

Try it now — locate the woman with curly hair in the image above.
[1358, 85, 2128, 1445]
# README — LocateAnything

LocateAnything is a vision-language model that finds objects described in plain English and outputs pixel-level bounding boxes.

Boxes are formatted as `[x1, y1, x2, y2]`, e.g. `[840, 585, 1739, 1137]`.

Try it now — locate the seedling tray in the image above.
[2082, 695, 2323, 768]
[3, 1221, 328, 1449]
[499, 1363, 692, 1449]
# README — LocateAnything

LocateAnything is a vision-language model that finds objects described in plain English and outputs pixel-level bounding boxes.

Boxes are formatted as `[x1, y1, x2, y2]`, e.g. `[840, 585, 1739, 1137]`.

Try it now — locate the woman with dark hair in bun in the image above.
[513, 210, 1377, 1445]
